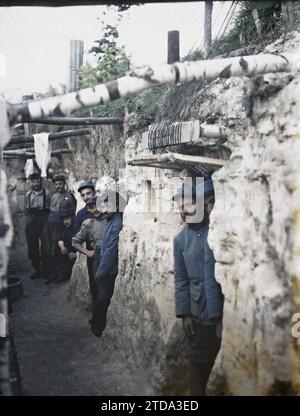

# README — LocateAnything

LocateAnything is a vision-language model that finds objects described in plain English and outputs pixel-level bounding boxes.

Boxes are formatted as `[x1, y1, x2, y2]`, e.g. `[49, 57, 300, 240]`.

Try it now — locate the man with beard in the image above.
[92, 190, 125, 338]
[25, 173, 51, 279]
[173, 178, 224, 396]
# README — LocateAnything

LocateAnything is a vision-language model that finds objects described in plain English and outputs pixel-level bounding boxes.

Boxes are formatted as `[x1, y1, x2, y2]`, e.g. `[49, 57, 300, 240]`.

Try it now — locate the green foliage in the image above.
[210, 1, 283, 57]
[77, 9, 132, 117]
[78, 47, 130, 87]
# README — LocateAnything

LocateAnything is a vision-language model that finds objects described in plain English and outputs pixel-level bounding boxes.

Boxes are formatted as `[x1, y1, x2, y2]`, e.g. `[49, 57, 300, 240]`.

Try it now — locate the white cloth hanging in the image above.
[24, 159, 34, 179]
[33, 133, 51, 178]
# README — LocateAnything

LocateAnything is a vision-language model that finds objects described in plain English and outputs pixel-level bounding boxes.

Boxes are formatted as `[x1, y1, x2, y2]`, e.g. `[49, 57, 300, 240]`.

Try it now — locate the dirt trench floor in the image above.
[9, 263, 151, 396]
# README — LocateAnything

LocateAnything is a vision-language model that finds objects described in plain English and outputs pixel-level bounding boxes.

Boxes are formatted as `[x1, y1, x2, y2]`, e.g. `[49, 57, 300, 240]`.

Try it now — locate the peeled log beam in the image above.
[7, 53, 300, 125]
[7, 128, 90, 146]
[24, 116, 124, 125]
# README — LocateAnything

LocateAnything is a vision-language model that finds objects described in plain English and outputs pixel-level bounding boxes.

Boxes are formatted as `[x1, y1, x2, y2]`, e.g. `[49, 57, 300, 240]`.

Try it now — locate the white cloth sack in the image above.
[24, 159, 34, 179]
[33, 133, 51, 178]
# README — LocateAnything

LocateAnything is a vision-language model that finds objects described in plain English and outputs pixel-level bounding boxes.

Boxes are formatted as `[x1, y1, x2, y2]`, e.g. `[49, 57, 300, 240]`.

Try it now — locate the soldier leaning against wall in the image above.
[73, 180, 96, 298]
[73, 191, 125, 338]
[173, 179, 224, 396]
[72, 195, 107, 326]
[24, 173, 51, 280]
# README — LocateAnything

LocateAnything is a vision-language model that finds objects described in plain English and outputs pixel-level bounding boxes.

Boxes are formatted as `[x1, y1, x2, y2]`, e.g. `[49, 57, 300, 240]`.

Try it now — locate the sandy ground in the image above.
[9, 264, 150, 396]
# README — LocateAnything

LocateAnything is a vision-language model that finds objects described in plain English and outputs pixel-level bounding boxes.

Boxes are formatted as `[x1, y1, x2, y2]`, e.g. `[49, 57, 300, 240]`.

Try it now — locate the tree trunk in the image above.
[204, 1, 213, 59]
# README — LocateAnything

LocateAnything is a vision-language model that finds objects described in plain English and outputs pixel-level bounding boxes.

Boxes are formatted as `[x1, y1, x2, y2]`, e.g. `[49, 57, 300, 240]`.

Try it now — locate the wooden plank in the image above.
[127, 152, 227, 168]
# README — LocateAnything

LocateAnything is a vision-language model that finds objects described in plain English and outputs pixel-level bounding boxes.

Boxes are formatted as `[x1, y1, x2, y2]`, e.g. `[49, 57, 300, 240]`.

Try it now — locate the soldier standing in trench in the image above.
[93, 190, 125, 337]
[25, 173, 51, 279]
[73, 180, 96, 298]
[72, 196, 107, 333]
[173, 179, 224, 396]
[43, 174, 76, 284]
[73, 191, 125, 337]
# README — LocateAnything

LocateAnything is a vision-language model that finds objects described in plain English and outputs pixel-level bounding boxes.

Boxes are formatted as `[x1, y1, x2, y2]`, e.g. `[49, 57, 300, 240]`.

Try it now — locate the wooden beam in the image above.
[7, 128, 90, 146]
[24, 116, 124, 126]
[3, 149, 72, 158]
[167, 31, 180, 64]
[127, 152, 227, 169]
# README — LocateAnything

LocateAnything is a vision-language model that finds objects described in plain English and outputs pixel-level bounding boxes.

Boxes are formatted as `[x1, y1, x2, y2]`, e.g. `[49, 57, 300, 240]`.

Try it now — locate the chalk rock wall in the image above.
[0, 100, 14, 396]
[208, 36, 300, 395]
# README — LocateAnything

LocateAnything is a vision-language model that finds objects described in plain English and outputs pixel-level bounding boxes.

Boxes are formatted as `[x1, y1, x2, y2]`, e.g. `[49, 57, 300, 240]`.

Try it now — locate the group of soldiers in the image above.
[24, 172, 223, 395]
[25, 173, 123, 337]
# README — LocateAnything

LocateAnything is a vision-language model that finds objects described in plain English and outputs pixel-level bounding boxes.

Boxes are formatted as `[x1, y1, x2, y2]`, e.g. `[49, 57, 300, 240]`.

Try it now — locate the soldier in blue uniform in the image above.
[173, 179, 224, 396]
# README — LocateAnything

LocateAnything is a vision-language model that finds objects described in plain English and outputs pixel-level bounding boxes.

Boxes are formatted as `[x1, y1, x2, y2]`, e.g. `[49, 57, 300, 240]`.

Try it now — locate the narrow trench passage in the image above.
[9, 260, 150, 396]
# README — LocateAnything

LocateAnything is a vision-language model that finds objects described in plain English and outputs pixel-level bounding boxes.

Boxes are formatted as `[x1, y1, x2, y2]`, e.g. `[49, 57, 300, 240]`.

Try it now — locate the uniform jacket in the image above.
[48, 190, 76, 224]
[72, 217, 107, 250]
[74, 206, 93, 235]
[173, 221, 223, 324]
[96, 213, 123, 279]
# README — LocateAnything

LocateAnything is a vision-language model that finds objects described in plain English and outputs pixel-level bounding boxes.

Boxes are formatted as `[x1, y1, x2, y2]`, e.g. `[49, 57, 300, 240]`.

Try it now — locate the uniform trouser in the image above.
[87, 256, 97, 301]
[25, 213, 48, 275]
[91, 274, 117, 334]
[43, 222, 61, 278]
[187, 320, 222, 395]
[57, 254, 76, 281]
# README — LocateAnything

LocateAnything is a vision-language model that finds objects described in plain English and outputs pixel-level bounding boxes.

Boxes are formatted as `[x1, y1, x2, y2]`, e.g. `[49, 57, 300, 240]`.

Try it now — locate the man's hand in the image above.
[94, 271, 102, 280]
[82, 218, 93, 228]
[68, 252, 77, 260]
[182, 316, 195, 337]
[215, 320, 223, 338]
[86, 250, 95, 258]
[60, 246, 68, 255]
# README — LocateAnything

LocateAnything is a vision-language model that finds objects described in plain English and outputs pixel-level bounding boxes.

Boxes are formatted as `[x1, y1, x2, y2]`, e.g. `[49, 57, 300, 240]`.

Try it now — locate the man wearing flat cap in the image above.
[43, 174, 76, 284]
[173, 178, 224, 396]
[24, 173, 52, 280]
[74, 179, 96, 235]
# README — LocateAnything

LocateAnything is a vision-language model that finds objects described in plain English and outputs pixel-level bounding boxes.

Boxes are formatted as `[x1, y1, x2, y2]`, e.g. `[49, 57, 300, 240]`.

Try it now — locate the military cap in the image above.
[52, 174, 66, 183]
[59, 209, 75, 219]
[29, 173, 41, 181]
[172, 179, 215, 201]
[78, 180, 95, 193]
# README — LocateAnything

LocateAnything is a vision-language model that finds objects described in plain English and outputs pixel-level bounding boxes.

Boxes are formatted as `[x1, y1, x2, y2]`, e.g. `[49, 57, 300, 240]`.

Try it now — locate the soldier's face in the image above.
[80, 188, 95, 203]
[63, 216, 73, 227]
[98, 201, 114, 217]
[31, 179, 41, 191]
[54, 181, 65, 192]
[87, 204, 101, 218]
